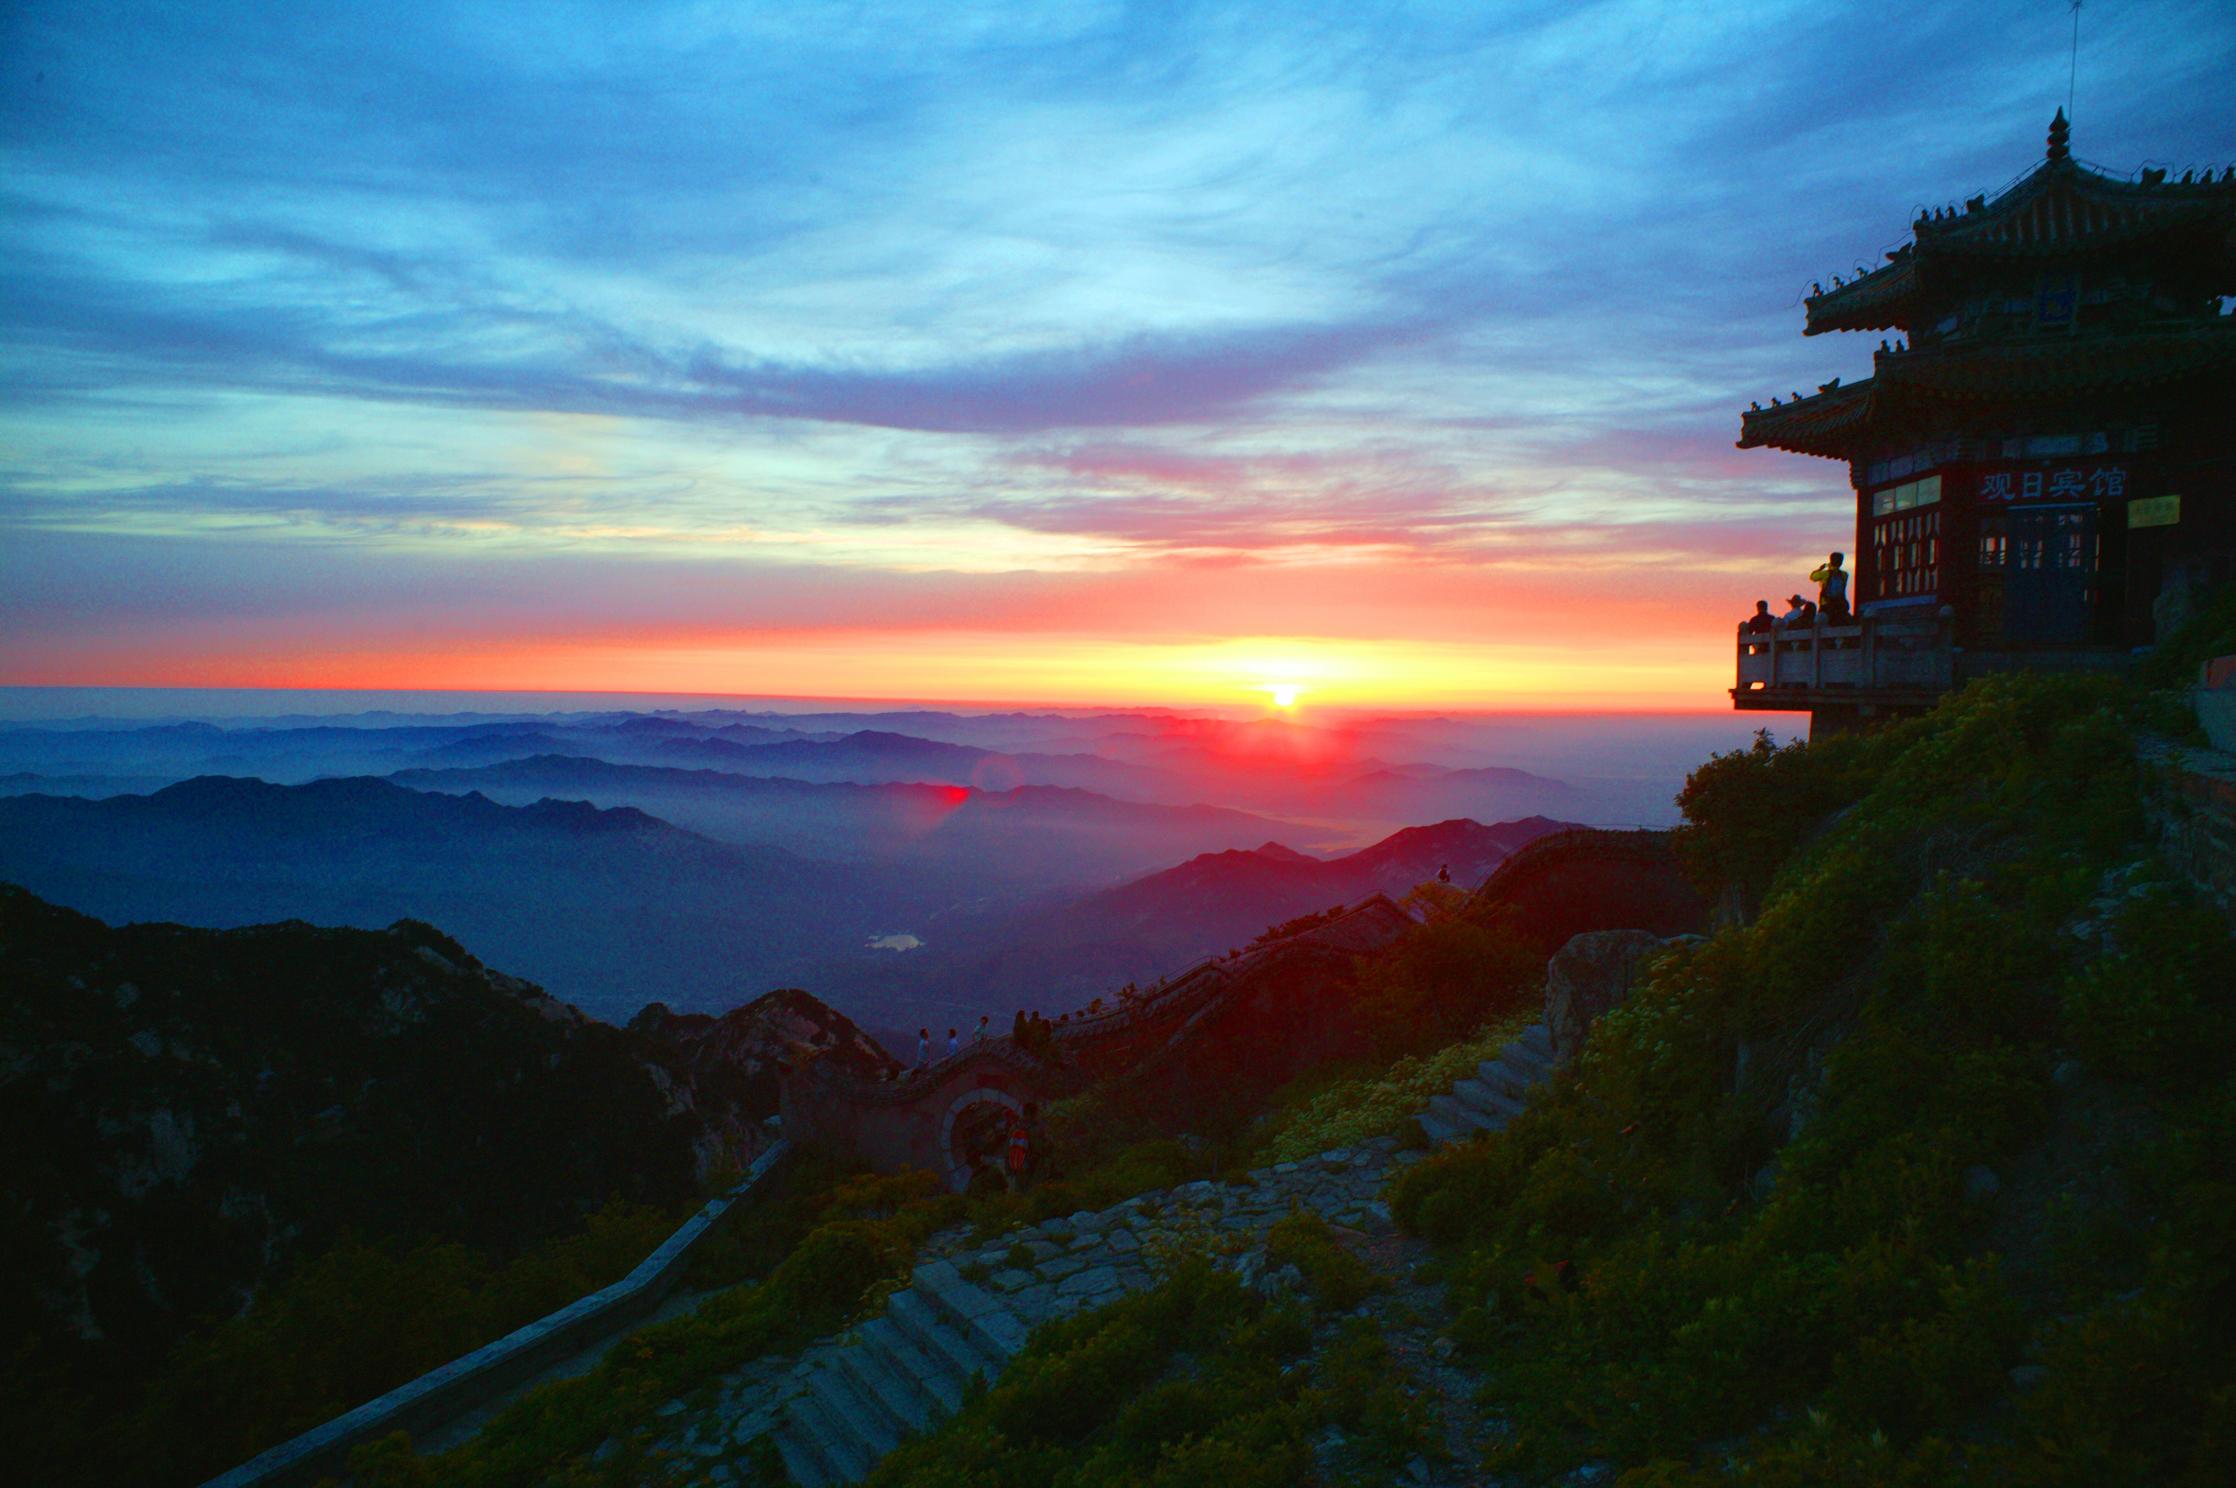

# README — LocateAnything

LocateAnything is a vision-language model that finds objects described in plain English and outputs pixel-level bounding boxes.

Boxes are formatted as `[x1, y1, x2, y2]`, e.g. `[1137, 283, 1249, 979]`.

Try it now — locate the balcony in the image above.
[1732, 609, 1956, 714]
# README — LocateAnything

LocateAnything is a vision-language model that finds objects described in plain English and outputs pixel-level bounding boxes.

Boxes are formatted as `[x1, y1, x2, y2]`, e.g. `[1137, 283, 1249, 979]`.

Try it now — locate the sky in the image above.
[3, 1, 2232, 711]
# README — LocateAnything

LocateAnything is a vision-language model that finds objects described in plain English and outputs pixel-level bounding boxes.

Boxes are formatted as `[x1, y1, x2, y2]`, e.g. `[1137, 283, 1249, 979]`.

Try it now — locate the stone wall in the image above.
[2151, 739, 2236, 922]
[1470, 828, 1708, 953]
[1543, 928, 1670, 1063]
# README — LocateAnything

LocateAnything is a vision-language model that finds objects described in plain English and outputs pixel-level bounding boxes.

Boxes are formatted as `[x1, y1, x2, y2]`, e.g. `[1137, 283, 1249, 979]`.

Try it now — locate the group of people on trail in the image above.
[1742, 551, 1850, 634]
[1011, 1008, 1061, 1059]
[914, 1015, 993, 1069]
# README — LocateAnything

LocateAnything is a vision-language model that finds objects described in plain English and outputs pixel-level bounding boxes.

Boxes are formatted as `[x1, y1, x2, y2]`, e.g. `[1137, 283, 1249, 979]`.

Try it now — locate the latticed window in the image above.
[1872, 505, 1941, 598]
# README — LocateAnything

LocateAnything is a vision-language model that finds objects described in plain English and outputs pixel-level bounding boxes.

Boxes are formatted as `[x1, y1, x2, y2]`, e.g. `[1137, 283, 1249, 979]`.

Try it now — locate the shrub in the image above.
[1264, 1210, 1383, 1312]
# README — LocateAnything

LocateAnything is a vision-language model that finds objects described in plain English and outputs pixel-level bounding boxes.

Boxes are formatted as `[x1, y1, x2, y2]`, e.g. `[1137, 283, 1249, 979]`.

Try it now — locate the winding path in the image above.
[657, 1020, 1561, 1486]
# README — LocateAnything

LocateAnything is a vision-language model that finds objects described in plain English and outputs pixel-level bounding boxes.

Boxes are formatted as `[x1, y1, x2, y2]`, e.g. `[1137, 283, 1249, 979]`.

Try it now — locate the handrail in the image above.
[202, 1140, 795, 1488]
[1734, 609, 1954, 697]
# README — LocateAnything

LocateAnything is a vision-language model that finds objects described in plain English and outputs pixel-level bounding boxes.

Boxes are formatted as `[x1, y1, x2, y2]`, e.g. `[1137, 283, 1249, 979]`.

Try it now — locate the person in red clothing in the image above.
[1006, 1117, 1031, 1191]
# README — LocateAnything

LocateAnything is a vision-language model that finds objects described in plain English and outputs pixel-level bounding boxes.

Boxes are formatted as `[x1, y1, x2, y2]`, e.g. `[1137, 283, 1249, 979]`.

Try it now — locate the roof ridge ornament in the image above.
[2048, 107, 2071, 164]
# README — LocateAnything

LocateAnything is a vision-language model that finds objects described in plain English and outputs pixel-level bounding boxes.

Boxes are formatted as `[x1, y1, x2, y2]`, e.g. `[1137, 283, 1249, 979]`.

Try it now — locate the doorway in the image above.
[2003, 505, 2096, 645]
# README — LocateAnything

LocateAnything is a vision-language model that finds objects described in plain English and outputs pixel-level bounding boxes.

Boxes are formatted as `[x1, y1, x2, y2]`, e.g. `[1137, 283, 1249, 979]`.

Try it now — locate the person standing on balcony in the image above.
[1812, 552, 1851, 623]
[1742, 600, 1776, 634]
[1779, 594, 1817, 629]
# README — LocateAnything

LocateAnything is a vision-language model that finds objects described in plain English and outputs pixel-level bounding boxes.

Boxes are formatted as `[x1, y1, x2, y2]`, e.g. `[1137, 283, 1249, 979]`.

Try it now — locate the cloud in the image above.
[3, 0, 2233, 701]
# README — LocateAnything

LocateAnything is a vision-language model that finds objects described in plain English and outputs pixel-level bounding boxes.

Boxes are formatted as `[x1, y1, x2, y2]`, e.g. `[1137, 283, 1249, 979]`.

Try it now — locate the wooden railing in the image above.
[1734, 608, 1955, 699]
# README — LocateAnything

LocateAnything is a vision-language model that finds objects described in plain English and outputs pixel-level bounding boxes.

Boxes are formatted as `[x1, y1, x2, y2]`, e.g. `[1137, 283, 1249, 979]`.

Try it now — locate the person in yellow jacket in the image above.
[1810, 552, 1851, 623]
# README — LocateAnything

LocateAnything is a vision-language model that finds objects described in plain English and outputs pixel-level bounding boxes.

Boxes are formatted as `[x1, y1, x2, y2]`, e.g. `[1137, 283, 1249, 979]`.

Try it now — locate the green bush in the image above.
[1390, 673, 2234, 1480]
[1263, 1210, 1383, 1312]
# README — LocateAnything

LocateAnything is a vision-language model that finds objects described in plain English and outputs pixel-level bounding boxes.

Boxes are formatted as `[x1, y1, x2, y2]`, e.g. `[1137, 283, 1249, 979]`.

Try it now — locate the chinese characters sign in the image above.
[1978, 464, 2127, 504]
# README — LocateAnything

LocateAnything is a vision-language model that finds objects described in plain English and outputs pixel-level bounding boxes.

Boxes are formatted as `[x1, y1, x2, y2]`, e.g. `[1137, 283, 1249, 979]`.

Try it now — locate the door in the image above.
[2003, 505, 2096, 645]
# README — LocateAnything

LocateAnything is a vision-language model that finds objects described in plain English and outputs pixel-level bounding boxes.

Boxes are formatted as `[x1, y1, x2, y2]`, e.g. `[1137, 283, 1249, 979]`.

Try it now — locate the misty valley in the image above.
[0, 704, 1745, 1040]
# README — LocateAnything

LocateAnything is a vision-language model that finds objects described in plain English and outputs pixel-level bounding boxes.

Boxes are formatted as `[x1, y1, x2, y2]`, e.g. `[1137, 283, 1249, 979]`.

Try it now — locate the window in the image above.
[1870, 473, 1942, 516]
[1872, 504, 1941, 599]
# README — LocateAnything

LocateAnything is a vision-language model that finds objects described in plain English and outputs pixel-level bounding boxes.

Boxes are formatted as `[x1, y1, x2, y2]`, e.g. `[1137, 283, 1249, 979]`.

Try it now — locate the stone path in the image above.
[662, 1019, 1559, 1486]
[1418, 1020, 1554, 1146]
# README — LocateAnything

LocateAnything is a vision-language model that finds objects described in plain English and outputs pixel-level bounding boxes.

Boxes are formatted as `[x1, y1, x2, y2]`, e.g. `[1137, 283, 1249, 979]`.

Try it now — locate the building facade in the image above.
[1734, 112, 2235, 730]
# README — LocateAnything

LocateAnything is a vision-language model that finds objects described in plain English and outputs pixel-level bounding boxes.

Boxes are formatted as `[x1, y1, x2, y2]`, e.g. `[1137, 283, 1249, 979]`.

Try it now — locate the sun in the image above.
[1269, 685, 1299, 710]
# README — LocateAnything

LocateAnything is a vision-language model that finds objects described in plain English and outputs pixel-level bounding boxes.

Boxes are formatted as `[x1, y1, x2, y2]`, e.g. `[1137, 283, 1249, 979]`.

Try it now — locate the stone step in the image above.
[886, 1288, 998, 1392]
[860, 1315, 965, 1417]
[1417, 1107, 1463, 1146]
[777, 1379, 875, 1487]
[1427, 1092, 1492, 1135]
[1476, 1057, 1533, 1099]
[915, 1264, 1028, 1362]
[1449, 1077, 1522, 1126]
[834, 1332, 934, 1442]
[807, 1353, 903, 1470]
[772, 1419, 835, 1488]
[1515, 1021, 1553, 1059]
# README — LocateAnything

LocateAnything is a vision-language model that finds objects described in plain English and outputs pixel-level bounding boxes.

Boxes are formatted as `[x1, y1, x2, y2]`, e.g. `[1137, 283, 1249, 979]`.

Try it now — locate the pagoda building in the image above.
[1733, 111, 2236, 732]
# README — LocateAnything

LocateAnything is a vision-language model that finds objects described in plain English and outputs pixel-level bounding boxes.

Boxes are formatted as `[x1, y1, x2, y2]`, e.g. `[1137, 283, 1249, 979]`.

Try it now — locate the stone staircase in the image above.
[691, 1022, 1561, 1486]
[1416, 1018, 1556, 1147]
[773, 1258, 1034, 1486]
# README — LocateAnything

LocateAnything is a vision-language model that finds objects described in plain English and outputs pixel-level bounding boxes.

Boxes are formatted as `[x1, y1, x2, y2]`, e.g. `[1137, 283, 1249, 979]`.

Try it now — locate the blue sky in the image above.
[3, 0, 2231, 706]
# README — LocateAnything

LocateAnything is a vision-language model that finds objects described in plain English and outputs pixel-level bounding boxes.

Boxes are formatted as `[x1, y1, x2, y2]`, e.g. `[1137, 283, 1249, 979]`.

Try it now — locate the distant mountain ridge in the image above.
[384, 754, 1311, 884]
[838, 815, 1581, 1016]
[0, 776, 860, 1022]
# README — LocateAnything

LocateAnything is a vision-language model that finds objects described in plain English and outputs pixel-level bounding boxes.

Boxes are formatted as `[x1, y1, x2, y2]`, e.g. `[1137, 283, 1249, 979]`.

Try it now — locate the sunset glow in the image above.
[3, 4, 2228, 709]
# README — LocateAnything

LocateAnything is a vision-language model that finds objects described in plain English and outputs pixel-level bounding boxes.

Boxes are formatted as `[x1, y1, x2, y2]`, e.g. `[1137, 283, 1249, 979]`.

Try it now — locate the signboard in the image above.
[2128, 494, 2181, 529]
[1978, 463, 2127, 503]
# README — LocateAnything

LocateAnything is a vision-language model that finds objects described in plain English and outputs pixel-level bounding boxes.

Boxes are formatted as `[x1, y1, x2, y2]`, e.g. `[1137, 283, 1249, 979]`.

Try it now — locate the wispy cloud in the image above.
[2, 0, 2232, 701]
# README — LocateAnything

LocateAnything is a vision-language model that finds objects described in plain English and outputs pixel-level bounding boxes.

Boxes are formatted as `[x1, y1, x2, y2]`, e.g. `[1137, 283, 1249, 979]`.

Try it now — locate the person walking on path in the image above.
[973, 1015, 989, 1043]
[916, 1027, 930, 1068]
[1006, 1117, 1031, 1192]
[946, 1027, 959, 1059]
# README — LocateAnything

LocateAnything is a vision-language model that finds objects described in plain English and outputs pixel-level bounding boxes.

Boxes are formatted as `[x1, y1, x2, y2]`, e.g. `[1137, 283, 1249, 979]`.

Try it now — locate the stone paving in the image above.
[658, 1020, 1558, 1486]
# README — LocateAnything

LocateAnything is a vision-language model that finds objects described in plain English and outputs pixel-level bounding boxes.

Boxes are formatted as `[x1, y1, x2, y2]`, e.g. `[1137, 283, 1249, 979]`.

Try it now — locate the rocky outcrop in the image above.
[1470, 828, 1708, 954]
[632, 991, 899, 1171]
[1543, 928, 1668, 1062]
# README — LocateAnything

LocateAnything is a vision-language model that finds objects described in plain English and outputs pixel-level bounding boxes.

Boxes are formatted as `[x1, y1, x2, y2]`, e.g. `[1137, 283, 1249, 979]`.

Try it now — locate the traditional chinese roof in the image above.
[1737, 319, 2236, 459]
[1805, 111, 2236, 335]
[1735, 378, 1875, 458]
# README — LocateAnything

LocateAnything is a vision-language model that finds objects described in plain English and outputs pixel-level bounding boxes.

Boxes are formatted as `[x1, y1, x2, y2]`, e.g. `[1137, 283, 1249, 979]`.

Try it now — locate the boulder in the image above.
[1544, 928, 1667, 1061]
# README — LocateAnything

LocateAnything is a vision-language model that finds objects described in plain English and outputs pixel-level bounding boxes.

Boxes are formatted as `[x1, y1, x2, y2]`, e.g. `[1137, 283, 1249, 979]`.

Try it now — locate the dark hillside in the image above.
[1388, 674, 2236, 1484]
[0, 888, 885, 1486]
[0, 888, 706, 1367]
